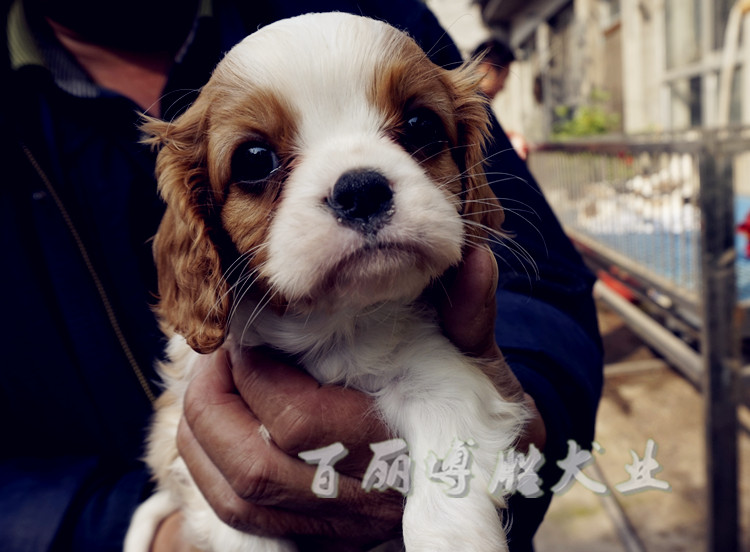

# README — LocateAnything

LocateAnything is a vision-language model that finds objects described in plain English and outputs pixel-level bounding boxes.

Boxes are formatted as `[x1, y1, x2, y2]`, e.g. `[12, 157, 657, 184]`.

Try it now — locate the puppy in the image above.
[125, 12, 526, 552]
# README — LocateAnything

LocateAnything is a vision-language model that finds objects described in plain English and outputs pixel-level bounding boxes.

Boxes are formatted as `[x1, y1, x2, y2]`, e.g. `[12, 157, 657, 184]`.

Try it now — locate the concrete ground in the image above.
[533, 300, 750, 552]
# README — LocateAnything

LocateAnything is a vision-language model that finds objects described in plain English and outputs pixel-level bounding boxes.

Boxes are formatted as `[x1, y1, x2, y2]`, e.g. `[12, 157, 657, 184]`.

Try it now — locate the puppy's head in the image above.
[145, 13, 502, 353]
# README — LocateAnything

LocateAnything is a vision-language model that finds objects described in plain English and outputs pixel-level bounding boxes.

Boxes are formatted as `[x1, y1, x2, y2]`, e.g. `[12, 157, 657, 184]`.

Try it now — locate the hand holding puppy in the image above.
[159, 247, 545, 550]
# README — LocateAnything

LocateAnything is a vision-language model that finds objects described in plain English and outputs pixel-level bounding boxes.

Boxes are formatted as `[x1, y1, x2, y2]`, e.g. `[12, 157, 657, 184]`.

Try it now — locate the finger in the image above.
[439, 245, 500, 359]
[227, 347, 391, 476]
[518, 393, 547, 453]
[178, 416, 323, 536]
[439, 248, 526, 401]
[181, 349, 318, 508]
[178, 414, 402, 541]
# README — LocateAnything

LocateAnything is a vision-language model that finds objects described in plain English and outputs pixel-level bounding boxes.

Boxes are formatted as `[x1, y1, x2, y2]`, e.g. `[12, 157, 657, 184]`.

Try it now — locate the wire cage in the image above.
[529, 131, 750, 329]
[528, 129, 749, 552]
[547, 150, 698, 278]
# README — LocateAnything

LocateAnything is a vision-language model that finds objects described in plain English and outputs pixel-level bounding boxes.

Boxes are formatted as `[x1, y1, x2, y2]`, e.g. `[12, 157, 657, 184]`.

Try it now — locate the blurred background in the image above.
[425, 1, 750, 551]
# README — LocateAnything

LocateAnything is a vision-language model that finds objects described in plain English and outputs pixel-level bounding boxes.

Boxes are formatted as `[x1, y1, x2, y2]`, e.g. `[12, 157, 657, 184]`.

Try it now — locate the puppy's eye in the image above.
[231, 142, 280, 191]
[401, 108, 449, 157]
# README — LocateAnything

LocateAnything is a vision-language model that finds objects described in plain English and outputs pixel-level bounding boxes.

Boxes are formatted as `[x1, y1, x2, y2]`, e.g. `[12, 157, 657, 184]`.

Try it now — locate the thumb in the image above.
[439, 245, 500, 359]
[438, 246, 525, 402]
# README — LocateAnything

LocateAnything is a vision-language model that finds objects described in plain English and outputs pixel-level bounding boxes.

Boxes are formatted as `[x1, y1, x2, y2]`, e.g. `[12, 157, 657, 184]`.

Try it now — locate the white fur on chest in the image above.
[229, 299, 453, 393]
[126, 300, 524, 552]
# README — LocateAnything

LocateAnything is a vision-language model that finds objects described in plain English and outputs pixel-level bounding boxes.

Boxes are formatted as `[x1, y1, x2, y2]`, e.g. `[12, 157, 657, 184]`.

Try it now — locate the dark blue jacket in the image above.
[1, 1, 602, 550]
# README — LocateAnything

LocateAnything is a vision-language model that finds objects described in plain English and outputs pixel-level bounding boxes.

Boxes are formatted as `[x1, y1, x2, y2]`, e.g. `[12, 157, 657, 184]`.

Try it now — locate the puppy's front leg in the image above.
[377, 352, 525, 552]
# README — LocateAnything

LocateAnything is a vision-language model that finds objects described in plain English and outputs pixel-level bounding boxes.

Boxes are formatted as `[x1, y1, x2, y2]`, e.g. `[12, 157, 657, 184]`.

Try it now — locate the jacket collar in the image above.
[7, 0, 212, 99]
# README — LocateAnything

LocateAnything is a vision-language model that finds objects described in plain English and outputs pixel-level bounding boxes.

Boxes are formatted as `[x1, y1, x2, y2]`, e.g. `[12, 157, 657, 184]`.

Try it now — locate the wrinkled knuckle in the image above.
[213, 495, 250, 531]
[230, 458, 277, 504]
[175, 418, 190, 456]
[273, 397, 321, 453]
[223, 505, 280, 538]
[182, 379, 207, 425]
[212, 499, 235, 527]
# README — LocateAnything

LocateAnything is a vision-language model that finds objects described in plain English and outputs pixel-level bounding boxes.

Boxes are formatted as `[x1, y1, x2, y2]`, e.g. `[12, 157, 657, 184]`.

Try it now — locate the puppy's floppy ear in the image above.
[449, 62, 505, 243]
[142, 103, 230, 354]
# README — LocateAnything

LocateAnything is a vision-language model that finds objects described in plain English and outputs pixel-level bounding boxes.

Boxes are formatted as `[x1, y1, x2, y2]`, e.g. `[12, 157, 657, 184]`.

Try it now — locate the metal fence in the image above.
[528, 129, 749, 552]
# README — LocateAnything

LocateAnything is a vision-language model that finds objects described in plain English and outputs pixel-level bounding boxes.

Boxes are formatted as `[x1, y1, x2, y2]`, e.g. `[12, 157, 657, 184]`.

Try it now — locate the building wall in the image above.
[486, 0, 744, 140]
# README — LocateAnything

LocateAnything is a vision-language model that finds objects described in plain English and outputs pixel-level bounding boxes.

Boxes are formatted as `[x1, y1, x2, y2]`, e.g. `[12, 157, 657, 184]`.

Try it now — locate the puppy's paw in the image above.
[401, 492, 508, 552]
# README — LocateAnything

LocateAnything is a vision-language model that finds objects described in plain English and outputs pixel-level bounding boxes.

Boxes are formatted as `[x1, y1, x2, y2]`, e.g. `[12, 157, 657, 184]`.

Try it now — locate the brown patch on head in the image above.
[370, 29, 504, 246]
[144, 71, 299, 353]
[205, 83, 300, 276]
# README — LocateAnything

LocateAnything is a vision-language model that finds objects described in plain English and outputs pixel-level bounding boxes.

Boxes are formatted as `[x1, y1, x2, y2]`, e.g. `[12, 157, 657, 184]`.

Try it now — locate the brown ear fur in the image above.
[449, 62, 505, 245]
[143, 103, 230, 354]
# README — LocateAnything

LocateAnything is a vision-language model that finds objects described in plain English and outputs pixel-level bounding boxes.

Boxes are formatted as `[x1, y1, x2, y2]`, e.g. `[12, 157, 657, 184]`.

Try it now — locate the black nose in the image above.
[327, 169, 394, 232]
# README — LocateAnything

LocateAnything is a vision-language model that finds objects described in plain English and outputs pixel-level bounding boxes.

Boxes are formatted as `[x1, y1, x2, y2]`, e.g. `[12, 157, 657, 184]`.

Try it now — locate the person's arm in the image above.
[479, 110, 603, 549]
[487, 111, 603, 452]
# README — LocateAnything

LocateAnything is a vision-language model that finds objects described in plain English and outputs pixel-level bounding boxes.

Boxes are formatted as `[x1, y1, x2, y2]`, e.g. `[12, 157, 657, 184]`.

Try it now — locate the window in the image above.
[665, 0, 701, 70]
[600, 0, 621, 29]
[662, 0, 745, 128]
[713, 0, 736, 50]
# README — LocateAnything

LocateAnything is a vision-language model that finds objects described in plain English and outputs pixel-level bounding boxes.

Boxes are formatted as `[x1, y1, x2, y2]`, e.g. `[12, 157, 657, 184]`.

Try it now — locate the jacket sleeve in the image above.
[487, 113, 603, 451]
[487, 115, 603, 550]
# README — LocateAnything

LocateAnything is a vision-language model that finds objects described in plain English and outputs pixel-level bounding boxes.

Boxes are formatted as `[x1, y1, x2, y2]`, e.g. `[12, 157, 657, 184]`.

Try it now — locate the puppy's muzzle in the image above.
[327, 169, 394, 235]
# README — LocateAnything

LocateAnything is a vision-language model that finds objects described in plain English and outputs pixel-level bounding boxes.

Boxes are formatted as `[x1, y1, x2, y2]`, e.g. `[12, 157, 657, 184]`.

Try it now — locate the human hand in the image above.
[176, 346, 403, 551]
[172, 246, 546, 550]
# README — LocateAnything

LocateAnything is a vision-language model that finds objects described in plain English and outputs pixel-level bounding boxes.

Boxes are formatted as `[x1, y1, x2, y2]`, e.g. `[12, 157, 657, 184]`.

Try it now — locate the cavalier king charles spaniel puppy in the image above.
[125, 12, 526, 552]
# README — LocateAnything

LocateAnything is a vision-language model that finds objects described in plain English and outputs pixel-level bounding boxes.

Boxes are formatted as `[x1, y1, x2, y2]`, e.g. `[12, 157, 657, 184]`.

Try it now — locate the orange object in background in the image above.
[737, 210, 750, 258]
